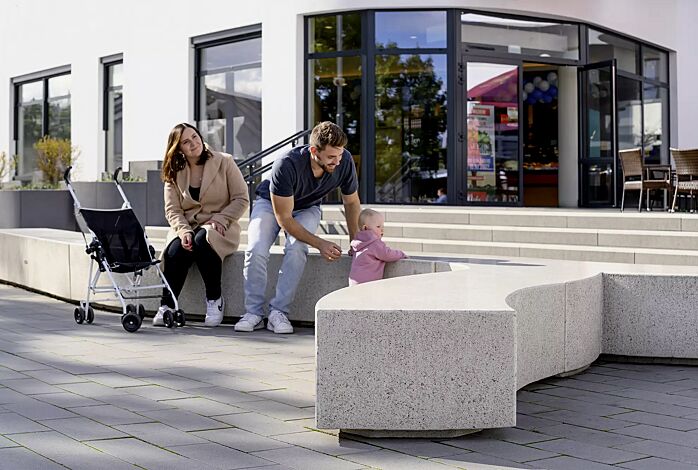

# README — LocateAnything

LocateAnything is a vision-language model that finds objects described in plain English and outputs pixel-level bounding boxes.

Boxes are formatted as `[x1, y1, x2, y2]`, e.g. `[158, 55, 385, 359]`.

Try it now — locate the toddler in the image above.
[348, 208, 407, 286]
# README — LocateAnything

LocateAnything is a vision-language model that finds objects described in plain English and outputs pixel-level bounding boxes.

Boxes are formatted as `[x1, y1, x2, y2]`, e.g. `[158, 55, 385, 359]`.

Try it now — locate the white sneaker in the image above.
[204, 297, 224, 327]
[267, 309, 293, 334]
[153, 305, 169, 326]
[234, 313, 264, 332]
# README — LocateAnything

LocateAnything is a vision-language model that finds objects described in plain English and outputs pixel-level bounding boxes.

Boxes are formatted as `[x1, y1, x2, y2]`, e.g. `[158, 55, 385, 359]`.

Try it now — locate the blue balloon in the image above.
[542, 94, 553, 103]
[526, 96, 537, 105]
[548, 85, 558, 97]
[531, 89, 543, 100]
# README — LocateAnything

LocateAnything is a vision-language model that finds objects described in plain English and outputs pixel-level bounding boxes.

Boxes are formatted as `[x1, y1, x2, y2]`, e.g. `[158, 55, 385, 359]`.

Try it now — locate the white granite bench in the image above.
[315, 258, 698, 437]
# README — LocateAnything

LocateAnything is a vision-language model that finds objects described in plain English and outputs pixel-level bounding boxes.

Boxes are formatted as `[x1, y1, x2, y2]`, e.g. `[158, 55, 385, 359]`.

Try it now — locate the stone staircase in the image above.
[145, 205, 698, 266]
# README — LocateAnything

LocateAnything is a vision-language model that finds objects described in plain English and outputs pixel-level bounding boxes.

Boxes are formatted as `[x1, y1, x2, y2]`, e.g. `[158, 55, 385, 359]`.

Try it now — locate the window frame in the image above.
[102, 55, 123, 175]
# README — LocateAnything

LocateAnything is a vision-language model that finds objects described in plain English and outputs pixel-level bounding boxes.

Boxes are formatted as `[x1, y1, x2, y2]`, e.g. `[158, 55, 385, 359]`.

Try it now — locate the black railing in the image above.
[238, 129, 311, 210]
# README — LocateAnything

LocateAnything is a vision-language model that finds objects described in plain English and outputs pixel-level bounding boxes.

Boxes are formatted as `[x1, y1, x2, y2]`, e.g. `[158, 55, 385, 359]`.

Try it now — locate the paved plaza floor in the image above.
[1, 283, 698, 470]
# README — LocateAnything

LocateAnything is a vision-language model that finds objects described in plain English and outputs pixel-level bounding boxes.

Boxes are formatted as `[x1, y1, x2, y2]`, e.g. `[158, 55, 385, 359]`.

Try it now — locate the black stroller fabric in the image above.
[79, 208, 158, 273]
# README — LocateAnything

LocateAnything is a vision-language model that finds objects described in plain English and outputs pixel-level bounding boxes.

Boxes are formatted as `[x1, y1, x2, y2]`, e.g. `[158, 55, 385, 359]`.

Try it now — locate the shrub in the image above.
[33, 136, 79, 186]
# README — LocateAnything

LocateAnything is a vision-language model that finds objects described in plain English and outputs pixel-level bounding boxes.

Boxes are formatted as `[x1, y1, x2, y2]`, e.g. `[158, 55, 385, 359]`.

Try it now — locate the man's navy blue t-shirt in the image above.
[256, 145, 358, 210]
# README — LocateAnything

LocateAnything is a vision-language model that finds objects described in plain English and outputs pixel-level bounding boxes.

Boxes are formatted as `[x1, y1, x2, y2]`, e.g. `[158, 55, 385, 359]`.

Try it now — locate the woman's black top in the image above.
[189, 186, 200, 202]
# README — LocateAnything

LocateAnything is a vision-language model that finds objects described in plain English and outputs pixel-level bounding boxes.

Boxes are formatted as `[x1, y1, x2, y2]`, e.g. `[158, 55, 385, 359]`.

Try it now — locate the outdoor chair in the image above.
[618, 148, 671, 212]
[670, 148, 698, 212]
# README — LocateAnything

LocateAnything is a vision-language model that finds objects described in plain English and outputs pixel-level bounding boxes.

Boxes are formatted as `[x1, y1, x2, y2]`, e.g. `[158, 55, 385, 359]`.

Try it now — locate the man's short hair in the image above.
[310, 121, 348, 151]
[359, 208, 381, 227]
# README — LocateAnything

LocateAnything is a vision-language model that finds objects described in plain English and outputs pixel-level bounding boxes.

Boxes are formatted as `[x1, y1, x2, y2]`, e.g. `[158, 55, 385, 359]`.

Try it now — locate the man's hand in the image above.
[180, 232, 193, 251]
[318, 239, 342, 262]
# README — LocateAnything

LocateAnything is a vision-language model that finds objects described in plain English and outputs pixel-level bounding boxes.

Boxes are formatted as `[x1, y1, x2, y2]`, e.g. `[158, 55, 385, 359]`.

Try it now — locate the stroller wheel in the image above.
[174, 309, 186, 327]
[137, 304, 146, 321]
[86, 307, 95, 324]
[163, 310, 175, 328]
[74, 307, 85, 325]
[126, 304, 137, 315]
[122, 312, 142, 333]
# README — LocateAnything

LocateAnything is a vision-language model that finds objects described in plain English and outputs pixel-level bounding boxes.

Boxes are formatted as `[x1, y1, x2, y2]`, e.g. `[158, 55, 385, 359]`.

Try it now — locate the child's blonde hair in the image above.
[359, 208, 382, 227]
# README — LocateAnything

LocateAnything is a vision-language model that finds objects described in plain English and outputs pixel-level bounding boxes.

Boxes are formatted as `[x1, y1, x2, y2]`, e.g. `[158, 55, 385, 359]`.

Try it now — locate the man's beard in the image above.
[313, 154, 337, 174]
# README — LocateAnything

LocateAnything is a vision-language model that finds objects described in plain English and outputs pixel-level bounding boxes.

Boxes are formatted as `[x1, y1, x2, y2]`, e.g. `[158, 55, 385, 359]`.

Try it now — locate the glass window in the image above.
[308, 13, 361, 53]
[461, 13, 579, 60]
[588, 29, 638, 74]
[105, 62, 123, 174]
[17, 81, 44, 177]
[309, 56, 362, 202]
[374, 54, 447, 203]
[197, 36, 262, 159]
[375, 11, 447, 49]
[643, 85, 668, 163]
[466, 62, 519, 203]
[48, 75, 71, 140]
[616, 76, 642, 151]
[643, 46, 668, 83]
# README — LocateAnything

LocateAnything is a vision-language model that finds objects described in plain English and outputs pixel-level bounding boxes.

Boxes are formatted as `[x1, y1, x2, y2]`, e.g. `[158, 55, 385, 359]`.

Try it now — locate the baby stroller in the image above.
[65, 166, 185, 332]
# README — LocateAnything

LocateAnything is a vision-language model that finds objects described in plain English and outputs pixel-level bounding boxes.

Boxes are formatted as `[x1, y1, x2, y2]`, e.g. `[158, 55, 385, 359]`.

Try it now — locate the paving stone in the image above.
[118, 384, 193, 401]
[89, 437, 214, 470]
[9, 430, 135, 469]
[98, 393, 174, 412]
[140, 408, 230, 432]
[160, 397, 245, 416]
[354, 437, 462, 458]
[23, 369, 89, 385]
[273, 431, 378, 456]
[530, 437, 645, 464]
[608, 388, 698, 409]
[136, 373, 209, 391]
[0, 367, 28, 381]
[528, 455, 624, 469]
[69, 404, 151, 425]
[597, 396, 698, 417]
[79, 372, 149, 388]
[517, 401, 558, 415]
[613, 411, 698, 431]
[186, 385, 263, 404]
[193, 427, 291, 452]
[0, 446, 65, 469]
[442, 436, 558, 462]
[170, 442, 276, 469]
[0, 434, 20, 448]
[432, 452, 534, 469]
[39, 416, 127, 441]
[253, 446, 365, 470]
[475, 427, 558, 445]
[519, 394, 630, 417]
[250, 389, 317, 408]
[0, 387, 35, 405]
[340, 449, 454, 470]
[0, 412, 49, 434]
[617, 439, 698, 466]
[58, 381, 129, 398]
[0, 378, 64, 395]
[214, 411, 309, 436]
[236, 399, 315, 421]
[515, 413, 561, 430]
[534, 409, 632, 431]
[0, 351, 52, 372]
[115, 422, 208, 446]
[536, 423, 644, 448]
[33, 391, 101, 408]
[618, 456, 698, 470]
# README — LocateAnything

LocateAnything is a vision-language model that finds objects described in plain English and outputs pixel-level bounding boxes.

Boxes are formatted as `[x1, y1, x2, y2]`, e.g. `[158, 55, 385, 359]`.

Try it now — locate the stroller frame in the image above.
[64, 166, 184, 332]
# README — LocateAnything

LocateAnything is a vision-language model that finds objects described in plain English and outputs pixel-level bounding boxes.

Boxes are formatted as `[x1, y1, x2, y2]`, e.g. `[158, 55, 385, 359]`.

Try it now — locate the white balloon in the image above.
[524, 82, 535, 94]
[522, 91, 528, 100]
[538, 80, 550, 91]
[547, 71, 558, 83]
[533, 76, 543, 86]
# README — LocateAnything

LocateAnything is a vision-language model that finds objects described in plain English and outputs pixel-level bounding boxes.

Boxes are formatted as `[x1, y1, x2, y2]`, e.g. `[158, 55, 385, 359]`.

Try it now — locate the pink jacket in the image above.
[348, 230, 407, 286]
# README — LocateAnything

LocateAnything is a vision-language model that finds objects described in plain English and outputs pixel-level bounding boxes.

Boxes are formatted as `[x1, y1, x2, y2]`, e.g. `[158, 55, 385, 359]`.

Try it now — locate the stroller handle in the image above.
[113, 167, 122, 183]
[64, 166, 73, 185]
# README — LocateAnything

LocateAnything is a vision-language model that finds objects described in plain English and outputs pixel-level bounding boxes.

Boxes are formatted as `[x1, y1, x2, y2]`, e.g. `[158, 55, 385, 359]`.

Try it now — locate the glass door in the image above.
[579, 60, 617, 206]
[464, 61, 521, 204]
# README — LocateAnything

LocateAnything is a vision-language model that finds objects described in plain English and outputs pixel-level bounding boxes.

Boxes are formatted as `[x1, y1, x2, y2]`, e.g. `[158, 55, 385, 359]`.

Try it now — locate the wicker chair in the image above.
[619, 148, 671, 212]
[670, 148, 698, 212]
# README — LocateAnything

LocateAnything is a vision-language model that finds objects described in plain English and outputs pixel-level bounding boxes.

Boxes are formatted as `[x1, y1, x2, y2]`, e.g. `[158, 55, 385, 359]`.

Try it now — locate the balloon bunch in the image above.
[523, 72, 558, 105]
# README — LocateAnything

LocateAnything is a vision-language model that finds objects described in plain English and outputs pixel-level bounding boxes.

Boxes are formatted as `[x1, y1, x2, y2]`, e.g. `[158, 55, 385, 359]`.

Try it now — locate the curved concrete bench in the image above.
[315, 259, 698, 437]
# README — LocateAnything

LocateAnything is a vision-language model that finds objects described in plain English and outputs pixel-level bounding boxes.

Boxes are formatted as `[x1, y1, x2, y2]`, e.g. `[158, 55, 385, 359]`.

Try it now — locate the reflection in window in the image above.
[461, 13, 579, 60]
[197, 36, 262, 159]
[643, 85, 668, 162]
[15, 73, 71, 178]
[643, 47, 668, 83]
[375, 11, 447, 49]
[309, 56, 362, 202]
[588, 29, 638, 74]
[308, 13, 361, 53]
[466, 63, 519, 203]
[374, 54, 447, 203]
[617, 76, 642, 151]
[105, 61, 123, 174]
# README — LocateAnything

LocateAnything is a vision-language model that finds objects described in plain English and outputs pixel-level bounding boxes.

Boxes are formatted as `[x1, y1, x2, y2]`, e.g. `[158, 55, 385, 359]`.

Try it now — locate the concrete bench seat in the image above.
[315, 258, 698, 437]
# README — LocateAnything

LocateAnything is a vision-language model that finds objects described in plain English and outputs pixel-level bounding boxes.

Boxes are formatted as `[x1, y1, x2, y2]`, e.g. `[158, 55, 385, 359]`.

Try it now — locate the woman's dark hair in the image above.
[161, 123, 211, 183]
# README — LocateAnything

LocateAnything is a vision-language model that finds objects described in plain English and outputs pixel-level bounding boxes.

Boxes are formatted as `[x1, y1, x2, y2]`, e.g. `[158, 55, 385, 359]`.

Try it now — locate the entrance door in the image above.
[463, 61, 521, 205]
[579, 60, 617, 207]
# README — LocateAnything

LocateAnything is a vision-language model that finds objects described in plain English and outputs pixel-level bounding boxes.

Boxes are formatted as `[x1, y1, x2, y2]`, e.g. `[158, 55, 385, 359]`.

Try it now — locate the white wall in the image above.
[0, 0, 695, 181]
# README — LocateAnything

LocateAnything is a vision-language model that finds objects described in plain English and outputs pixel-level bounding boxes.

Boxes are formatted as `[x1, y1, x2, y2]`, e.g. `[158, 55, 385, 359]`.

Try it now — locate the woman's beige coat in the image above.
[163, 151, 249, 260]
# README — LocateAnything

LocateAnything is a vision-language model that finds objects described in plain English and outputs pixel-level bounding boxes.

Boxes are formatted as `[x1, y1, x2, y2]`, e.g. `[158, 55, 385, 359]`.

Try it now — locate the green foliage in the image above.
[33, 136, 79, 186]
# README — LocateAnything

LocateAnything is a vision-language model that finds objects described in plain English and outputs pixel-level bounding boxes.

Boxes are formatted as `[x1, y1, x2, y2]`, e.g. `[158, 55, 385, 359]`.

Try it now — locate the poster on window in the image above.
[467, 103, 495, 172]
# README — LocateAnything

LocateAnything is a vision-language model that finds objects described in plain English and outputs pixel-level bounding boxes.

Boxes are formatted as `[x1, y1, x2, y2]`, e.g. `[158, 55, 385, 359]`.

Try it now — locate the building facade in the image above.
[0, 0, 696, 208]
